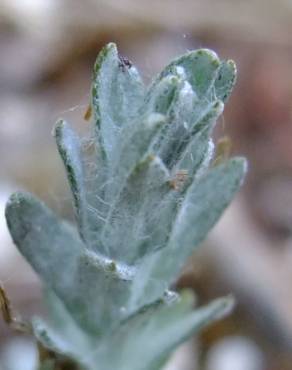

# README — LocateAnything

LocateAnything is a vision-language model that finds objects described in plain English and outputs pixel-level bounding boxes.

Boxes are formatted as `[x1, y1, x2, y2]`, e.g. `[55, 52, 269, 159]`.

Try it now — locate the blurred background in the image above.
[1, 1, 292, 369]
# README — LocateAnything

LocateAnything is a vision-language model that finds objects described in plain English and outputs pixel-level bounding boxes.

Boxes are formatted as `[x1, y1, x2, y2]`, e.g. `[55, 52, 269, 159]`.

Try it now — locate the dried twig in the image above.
[0, 283, 31, 333]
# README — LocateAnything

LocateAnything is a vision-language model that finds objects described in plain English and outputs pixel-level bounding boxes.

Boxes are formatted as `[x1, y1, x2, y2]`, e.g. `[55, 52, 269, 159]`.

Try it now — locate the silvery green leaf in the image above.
[91, 43, 145, 165]
[71, 251, 134, 335]
[5, 192, 83, 291]
[53, 120, 88, 242]
[104, 112, 165, 210]
[5, 193, 132, 335]
[53, 120, 107, 254]
[160, 99, 223, 169]
[101, 155, 171, 263]
[142, 75, 183, 160]
[91, 294, 234, 370]
[155, 77, 197, 167]
[144, 74, 181, 116]
[175, 130, 214, 186]
[130, 158, 247, 308]
[78, 133, 108, 253]
[5, 193, 85, 329]
[214, 60, 237, 102]
[43, 290, 95, 357]
[148, 52, 228, 171]
[32, 317, 72, 356]
[32, 314, 93, 369]
[153, 49, 220, 99]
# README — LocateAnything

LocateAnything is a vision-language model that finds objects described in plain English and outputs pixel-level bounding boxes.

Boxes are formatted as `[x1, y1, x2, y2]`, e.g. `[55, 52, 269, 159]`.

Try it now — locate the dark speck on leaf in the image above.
[118, 55, 132, 72]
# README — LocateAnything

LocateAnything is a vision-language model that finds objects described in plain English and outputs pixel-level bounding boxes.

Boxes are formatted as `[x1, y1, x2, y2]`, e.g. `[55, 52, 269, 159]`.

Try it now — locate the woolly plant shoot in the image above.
[3, 43, 246, 370]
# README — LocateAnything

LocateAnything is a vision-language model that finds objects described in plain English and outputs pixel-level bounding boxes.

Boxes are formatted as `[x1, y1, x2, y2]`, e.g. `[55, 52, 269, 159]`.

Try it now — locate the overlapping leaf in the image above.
[90, 294, 234, 370]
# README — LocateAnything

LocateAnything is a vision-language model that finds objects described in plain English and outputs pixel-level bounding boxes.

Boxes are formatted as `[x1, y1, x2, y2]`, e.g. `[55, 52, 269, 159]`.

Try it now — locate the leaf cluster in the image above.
[4, 43, 246, 370]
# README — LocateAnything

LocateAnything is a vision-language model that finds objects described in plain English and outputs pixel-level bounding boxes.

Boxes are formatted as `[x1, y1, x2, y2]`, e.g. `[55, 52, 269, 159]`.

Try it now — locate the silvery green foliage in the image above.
[5, 43, 246, 370]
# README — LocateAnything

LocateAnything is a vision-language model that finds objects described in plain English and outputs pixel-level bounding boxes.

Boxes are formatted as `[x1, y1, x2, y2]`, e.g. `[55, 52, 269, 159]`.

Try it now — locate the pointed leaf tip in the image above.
[5, 191, 40, 241]
[215, 59, 237, 102]
[207, 295, 236, 322]
[52, 118, 65, 138]
[53, 119, 88, 242]
[93, 42, 118, 75]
